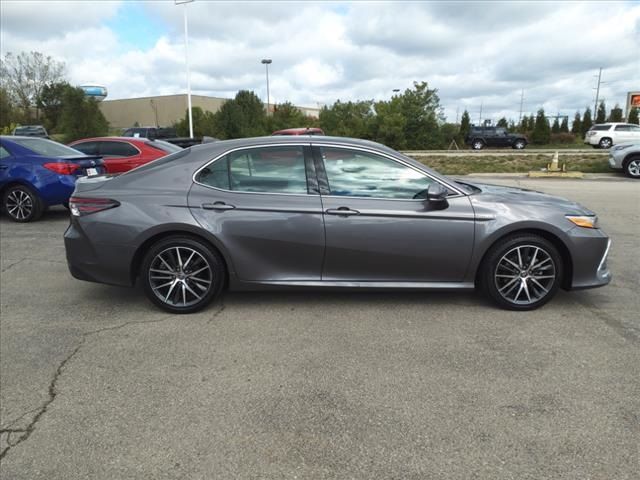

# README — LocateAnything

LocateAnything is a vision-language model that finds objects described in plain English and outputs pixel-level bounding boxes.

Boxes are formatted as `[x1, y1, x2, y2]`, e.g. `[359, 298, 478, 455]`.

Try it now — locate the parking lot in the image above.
[0, 176, 638, 479]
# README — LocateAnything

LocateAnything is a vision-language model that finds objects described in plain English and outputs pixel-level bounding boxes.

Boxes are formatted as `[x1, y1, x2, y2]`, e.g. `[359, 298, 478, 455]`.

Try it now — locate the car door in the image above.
[613, 125, 630, 143]
[188, 144, 325, 282]
[314, 145, 475, 282]
[97, 141, 142, 172]
[0, 145, 13, 187]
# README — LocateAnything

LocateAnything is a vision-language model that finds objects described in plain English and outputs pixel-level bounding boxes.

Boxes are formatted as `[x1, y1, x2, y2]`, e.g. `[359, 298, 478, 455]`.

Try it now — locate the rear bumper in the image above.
[64, 221, 136, 287]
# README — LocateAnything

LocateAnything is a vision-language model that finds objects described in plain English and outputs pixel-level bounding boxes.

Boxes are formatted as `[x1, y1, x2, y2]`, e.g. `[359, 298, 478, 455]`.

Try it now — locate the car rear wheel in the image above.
[624, 157, 640, 178]
[140, 236, 225, 313]
[2, 185, 43, 222]
[480, 234, 563, 310]
[598, 137, 612, 149]
[472, 139, 485, 150]
[513, 140, 526, 149]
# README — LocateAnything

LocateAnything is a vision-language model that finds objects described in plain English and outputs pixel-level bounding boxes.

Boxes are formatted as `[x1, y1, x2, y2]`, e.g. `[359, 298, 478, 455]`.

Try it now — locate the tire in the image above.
[140, 236, 225, 314]
[598, 137, 612, 149]
[472, 139, 485, 150]
[624, 156, 640, 179]
[2, 184, 43, 222]
[480, 234, 563, 311]
[513, 140, 526, 149]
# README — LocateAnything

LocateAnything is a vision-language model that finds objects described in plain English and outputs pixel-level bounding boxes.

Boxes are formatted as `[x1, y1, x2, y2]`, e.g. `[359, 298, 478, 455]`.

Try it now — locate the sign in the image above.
[626, 91, 640, 119]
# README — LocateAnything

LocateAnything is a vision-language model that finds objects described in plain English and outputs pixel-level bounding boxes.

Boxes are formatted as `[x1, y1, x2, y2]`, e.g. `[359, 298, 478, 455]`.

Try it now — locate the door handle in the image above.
[0, 165, 8, 170]
[325, 207, 360, 216]
[202, 202, 235, 211]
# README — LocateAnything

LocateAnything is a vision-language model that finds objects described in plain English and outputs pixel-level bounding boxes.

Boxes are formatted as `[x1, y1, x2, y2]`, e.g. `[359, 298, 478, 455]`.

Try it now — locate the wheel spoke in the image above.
[175, 247, 183, 269]
[182, 281, 202, 300]
[181, 283, 187, 305]
[522, 280, 532, 302]
[530, 277, 548, 293]
[516, 248, 523, 269]
[164, 279, 178, 302]
[183, 250, 196, 270]
[158, 254, 175, 273]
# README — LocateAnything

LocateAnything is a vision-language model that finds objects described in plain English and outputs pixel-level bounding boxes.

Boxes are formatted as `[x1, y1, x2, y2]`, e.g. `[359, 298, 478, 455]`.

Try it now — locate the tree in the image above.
[175, 106, 217, 138]
[459, 109, 471, 139]
[560, 116, 569, 133]
[571, 111, 582, 134]
[0, 87, 17, 127]
[57, 86, 109, 142]
[628, 107, 639, 125]
[596, 100, 606, 123]
[608, 104, 623, 122]
[551, 117, 560, 133]
[531, 108, 551, 145]
[210, 90, 268, 139]
[496, 117, 508, 128]
[0, 51, 65, 121]
[581, 107, 593, 135]
[37, 81, 70, 131]
[268, 102, 307, 132]
[519, 115, 529, 133]
[371, 97, 406, 149]
[319, 100, 374, 139]
[397, 81, 443, 149]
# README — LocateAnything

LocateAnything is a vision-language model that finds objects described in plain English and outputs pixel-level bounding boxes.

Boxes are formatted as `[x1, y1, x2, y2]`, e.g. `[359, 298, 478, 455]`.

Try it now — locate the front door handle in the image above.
[202, 202, 235, 211]
[325, 207, 360, 216]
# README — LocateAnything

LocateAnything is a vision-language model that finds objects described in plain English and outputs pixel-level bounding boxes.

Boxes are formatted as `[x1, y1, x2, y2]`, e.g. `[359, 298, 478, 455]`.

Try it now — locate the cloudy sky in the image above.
[1, 0, 639, 122]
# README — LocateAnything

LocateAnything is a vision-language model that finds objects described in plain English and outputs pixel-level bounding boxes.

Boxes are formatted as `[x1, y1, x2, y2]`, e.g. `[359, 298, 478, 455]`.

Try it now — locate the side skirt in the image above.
[230, 280, 475, 292]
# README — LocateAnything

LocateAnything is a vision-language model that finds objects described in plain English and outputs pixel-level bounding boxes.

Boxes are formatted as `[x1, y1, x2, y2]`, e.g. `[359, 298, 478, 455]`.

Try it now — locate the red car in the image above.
[69, 137, 182, 173]
[271, 127, 325, 136]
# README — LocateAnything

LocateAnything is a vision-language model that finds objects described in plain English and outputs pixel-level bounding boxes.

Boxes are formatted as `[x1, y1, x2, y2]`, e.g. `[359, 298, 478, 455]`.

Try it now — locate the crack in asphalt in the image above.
[0, 313, 180, 462]
[0, 258, 25, 273]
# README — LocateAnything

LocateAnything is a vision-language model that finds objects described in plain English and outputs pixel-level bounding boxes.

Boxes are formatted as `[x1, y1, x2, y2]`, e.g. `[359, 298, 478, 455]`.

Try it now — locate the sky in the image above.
[1, 0, 639, 123]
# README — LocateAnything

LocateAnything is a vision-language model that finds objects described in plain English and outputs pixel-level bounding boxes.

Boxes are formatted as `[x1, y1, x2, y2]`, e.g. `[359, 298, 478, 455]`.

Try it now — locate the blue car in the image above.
[0, 136, 106, 222]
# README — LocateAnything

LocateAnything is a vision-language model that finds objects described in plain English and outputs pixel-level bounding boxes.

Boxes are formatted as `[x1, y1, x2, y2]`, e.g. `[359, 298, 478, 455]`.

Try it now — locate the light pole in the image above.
[261, 58, 272, 115]
[176, 0, 194, 138]
[392, 89, 400, 94]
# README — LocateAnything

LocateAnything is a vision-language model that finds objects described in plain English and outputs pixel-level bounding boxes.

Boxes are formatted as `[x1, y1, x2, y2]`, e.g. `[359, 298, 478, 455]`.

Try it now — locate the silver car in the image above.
[608, 142, 640, 178]
[64, 136, 611, 313]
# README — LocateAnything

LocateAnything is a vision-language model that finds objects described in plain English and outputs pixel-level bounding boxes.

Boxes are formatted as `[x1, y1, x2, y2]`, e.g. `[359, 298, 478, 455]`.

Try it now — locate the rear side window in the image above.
[0, 146, 11, 159]
[72, 141, 99, 155]
[98, 141, 139, 157]
[196, 146, 308, 194]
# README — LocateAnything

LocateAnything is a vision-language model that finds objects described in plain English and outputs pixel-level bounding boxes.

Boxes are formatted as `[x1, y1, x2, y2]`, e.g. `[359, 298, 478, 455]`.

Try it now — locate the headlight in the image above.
[612, 144, 633, 151]
[566, 215, 598, 229]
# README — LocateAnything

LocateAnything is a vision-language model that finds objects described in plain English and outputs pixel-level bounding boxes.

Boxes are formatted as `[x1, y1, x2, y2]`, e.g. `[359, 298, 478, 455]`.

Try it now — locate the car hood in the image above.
[463, 181, 594, 216]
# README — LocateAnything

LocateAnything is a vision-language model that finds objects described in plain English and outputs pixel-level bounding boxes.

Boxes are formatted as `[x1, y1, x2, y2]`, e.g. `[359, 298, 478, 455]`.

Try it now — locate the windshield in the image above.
[10, 137, 85, 157]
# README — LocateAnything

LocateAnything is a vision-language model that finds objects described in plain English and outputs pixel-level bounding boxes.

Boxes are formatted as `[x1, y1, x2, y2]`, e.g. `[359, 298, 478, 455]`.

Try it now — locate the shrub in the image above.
[549, 132, 577, 144]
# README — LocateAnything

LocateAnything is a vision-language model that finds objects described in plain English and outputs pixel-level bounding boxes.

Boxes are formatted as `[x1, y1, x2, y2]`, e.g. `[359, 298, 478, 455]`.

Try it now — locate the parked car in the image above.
[122, 127, 205, 148]
[0, 136, 105, 222]
[608, 142, 640, 178]
[272, 127, 325, 136]
[12, 125, 49, 138]
[584, 123, 640, 149]
[65, 136, 611, 313]
[69, 136, 182, 173]
[465, 126, 527, 150]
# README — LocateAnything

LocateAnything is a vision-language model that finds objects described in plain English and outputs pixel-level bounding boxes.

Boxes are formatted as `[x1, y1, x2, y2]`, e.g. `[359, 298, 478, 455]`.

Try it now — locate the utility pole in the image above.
[593, 67, 603, 118]
[479, 101, 483, 125]
[518, 89, 525, 124]
[455, 106, 459, 124]
[175, 0, 194, 139]
[261, 59, 272, 115]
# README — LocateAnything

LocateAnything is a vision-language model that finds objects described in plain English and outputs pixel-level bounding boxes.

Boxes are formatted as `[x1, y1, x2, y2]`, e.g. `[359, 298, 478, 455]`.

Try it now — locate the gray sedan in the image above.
[64, 136, 611, 313]
[608, 142, 640, 178]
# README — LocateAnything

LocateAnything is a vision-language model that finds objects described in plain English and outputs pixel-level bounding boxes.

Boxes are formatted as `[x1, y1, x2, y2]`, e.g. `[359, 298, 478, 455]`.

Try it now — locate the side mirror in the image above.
[427, 183, 449, 203]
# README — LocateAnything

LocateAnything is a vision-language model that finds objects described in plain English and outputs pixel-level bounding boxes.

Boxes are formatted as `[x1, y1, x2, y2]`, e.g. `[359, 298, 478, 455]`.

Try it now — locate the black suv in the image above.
[465, 126, 527, 150]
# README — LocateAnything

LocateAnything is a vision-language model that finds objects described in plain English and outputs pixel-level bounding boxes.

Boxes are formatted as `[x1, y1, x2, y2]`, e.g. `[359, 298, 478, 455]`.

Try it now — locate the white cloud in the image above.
[1, 0, 639, 123]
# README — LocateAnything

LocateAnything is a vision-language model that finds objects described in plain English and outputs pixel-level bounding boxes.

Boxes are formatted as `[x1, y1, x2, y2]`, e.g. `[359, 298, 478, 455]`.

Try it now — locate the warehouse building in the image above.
[99, 94, 320, 130]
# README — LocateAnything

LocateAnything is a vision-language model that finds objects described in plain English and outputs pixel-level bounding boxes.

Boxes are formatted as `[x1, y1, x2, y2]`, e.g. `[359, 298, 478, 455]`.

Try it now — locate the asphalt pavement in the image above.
[0, 177, 638, 479]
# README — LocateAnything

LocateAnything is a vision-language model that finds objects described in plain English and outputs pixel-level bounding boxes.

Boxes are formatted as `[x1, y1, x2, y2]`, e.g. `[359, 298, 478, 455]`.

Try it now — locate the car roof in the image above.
[191, 135, 385, 150]
[71, 136, 151, 143]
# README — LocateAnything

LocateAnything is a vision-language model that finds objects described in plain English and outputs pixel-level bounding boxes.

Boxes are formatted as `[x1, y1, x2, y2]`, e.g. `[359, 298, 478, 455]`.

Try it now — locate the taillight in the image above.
[69, 197, 120, 216]
[43, 162, 79, 175]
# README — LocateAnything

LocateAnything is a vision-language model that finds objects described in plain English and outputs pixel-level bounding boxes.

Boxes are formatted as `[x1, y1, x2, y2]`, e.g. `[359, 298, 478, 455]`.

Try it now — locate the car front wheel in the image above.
[624, 157, 640, 178]
[140, 236, 225, 313]
[2, 185, 43, 222]
[480, 234, 563, 310]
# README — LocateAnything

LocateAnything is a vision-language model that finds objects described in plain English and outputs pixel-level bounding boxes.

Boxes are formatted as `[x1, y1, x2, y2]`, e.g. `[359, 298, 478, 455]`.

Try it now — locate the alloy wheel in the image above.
[473, 140, 484, 150]
[494, 245, 556, 306]
[626, 159, 640, 178]
[599, 138, 612, 149]
[148, 246, 213, 308]
[6, 189, 33, 221]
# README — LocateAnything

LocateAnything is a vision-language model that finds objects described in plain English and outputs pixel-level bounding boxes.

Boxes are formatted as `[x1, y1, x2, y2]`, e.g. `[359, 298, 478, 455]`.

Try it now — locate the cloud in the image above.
[1, 0, 639, 124]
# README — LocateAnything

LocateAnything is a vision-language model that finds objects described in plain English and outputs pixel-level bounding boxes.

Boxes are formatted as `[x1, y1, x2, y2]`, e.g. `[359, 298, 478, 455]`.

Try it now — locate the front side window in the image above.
[591, 125, 611, 131]
[196, 146, 308, 194]
[320, 147, 433, 199]
[98, 141, 139, 157]
[629, 125, 640, 132]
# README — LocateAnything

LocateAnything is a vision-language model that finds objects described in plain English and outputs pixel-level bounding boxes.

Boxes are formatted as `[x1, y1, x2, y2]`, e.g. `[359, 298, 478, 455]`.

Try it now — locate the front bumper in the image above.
[567, 227, 611, 290]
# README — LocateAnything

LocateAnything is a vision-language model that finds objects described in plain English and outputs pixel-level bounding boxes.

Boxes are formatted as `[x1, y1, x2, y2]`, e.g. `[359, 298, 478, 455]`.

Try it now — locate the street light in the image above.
[261, 58, 272, 115]
[175, 0, 194, 138]
[392, 89, 400, 94]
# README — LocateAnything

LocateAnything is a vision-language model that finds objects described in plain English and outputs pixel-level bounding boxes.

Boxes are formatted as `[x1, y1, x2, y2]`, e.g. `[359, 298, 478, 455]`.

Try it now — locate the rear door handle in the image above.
[325, 207, 360, 216]
[202, 202, 235, 211]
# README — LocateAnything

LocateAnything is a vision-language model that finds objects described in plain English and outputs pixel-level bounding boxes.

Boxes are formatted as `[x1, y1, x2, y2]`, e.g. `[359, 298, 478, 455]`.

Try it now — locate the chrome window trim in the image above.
[192, 141, 466, 199]
[192, 143, 314, 197]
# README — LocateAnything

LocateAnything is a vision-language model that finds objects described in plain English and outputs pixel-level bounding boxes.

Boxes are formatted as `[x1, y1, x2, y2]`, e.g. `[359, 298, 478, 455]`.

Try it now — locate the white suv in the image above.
[584, 123, 640, 149]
